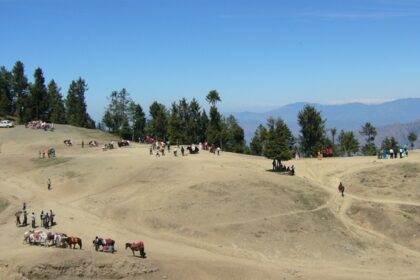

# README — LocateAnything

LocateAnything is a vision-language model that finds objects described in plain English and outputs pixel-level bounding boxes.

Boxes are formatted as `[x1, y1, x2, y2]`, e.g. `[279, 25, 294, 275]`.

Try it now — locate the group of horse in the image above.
[22, 230, 146, 258]
[23, 230, 81, 249]
[26, 120, 54, 131]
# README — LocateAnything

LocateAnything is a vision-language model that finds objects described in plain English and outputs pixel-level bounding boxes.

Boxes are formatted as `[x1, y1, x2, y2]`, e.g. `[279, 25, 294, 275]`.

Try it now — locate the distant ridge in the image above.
[231, 98, 420, 146]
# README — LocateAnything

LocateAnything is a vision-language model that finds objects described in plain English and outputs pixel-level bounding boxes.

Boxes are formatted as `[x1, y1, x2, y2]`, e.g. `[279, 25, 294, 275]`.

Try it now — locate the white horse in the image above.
[23, 230, 42, 244]
[29, 231, 48, 246]
[54, 234, 68, 248]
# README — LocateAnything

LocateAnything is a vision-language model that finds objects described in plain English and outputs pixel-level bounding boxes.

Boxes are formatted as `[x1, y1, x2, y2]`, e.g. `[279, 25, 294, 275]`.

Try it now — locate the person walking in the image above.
[81, 140, 84, 148]
[31, 212, 36, 229]
[338, 182, 345, 197]
[181, 146, 185, 156]
[15, 210, 22, 226]
[47, 178, 51, 190]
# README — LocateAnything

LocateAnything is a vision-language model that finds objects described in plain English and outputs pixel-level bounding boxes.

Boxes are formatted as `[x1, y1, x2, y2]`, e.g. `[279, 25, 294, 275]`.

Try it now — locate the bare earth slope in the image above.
[0, 125, 419, 279]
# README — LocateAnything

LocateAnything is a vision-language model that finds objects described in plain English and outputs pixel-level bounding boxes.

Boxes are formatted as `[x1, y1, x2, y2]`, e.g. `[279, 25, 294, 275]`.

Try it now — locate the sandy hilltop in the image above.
[0, 125, 419, 280]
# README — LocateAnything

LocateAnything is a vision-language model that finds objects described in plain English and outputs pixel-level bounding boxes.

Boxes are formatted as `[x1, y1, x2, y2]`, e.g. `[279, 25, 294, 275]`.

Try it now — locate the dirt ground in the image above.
[0, 125, 419, 279]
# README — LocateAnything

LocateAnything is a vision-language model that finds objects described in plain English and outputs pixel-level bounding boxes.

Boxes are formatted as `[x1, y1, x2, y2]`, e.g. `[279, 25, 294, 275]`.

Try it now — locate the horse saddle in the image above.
[132, 241, 144, 249]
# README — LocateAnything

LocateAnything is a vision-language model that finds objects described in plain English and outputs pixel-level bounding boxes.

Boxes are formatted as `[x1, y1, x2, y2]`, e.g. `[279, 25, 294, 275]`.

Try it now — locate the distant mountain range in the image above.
[230, 98, 420, 148]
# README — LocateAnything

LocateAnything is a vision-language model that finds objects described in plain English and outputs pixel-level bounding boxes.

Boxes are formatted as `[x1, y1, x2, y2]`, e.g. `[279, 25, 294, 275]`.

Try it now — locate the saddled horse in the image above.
[88, 140, 98, 147]
[117, 140, 130, 147]
[48, 232, 67, 247]
[64, 139, 73, 146]
[55, 234, 68, 248]
[66, 236, 82, 249]
[125, 241, 146, 258]
[23, 230, 42, 244]
[187, 146, 199, 154]
[47, 232, 56, 246]
[93, 237, 115, 253]
[29, 231, 48, 246]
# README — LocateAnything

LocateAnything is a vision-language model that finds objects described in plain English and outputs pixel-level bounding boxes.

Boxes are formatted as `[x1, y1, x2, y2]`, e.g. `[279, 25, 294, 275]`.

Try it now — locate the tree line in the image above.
[249, 104, 418, 162]
[1, 61, 417, 161]
[100, 89, 246, 153]
[0, 61, 94, 128]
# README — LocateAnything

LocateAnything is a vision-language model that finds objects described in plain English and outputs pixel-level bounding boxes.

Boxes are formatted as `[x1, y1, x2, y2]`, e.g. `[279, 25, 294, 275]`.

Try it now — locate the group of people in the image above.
[378, 146, 409, 159]
[150, 141, 222, 157]
[38, 147, 56, 158]
[15, 203, 56, 229]
[272, 160, 295, 176]
[39, 209, 56, 229]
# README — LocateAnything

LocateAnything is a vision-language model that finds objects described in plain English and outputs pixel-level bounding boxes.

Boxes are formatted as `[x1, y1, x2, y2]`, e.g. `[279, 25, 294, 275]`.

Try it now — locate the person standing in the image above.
[81, 140, 84, 148]
[15, 210, 22, 226]
[47, 178, 51, 190]
[50, 210, 55, 227]
[181, 146, 185, 156]
[23, 210, 28, 226]
[44, 213, 50, 229]
[40, 210, 44, 227]
[338, 182, 345, 197]
[31, 212, 36, 228]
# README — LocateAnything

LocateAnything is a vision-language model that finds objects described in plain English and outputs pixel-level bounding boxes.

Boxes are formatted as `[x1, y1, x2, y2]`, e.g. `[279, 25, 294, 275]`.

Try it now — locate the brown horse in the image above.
[66, 236, 82, 249]
[125, 241, 146, 258]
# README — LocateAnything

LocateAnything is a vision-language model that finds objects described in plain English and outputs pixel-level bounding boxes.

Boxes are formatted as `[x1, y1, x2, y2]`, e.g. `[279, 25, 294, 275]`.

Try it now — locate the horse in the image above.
[187, 146, 199, 154]
[23, 230, 36, 243]
[53, 233, 68, 248]
[47, 232, 56, 246]
[117, 140, 130, 147]
[66, 236, 82, 249]
[64, 139, 73, 146]
[93, 237, 115, 253]
[88, 140, 98, 147]
[125, 241, 146, 258]
[29, 231, 48, 246]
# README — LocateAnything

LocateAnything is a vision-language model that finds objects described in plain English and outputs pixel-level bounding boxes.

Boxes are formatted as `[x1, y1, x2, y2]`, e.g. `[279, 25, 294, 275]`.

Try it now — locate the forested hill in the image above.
[232, 98, 420, 144]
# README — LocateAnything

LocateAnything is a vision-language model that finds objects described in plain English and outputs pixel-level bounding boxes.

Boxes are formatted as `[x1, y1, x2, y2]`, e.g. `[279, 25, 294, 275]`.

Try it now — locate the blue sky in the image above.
[1, 0, 420, 121]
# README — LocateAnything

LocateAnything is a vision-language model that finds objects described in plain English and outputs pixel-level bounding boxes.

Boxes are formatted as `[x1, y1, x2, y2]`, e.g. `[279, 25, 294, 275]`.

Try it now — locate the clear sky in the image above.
[1, 0, 420, 121]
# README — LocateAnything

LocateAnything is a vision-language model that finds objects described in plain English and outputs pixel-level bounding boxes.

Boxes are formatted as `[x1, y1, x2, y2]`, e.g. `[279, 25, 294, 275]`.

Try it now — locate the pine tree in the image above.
[222, 115, 245, 153]
[408, 132, 417, 149]
[206, 90, 222, 147]
[128, 102, 146, 141]
[0, 67, 13, 117]
[360, 122, 377, 155]
[187, 98, 201, 143]
[102, 88, 131, 135]
[198, 109, 209, 143]
[298, 105, 326, 156]
[29, 68, 49, 121]
[12, 61, 29, 123]
[48, 80, 66, 123]
[263, 117, 294, 163]
[250, 124, 268, 156]
[338, 130, 359, 156]
[148, 101, 167, 141]
[66, 78, 95, 128]
[168, 101, 184, 144]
